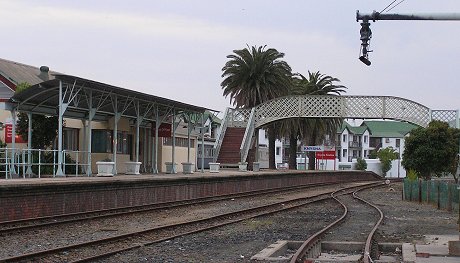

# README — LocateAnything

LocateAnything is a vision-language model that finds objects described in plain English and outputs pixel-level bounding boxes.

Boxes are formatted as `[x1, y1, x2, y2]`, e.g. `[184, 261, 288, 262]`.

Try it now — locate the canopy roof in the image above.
[11, 74, 215, 124]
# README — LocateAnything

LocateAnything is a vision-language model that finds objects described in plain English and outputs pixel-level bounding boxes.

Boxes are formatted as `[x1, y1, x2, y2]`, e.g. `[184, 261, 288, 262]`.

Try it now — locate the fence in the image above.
[403, 178, 460, 213]
[0, 148, 90, 179]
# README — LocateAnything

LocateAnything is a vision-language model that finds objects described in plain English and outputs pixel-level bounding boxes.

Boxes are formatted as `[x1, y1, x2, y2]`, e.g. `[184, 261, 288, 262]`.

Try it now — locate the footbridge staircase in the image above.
[213, 95, 459, 166]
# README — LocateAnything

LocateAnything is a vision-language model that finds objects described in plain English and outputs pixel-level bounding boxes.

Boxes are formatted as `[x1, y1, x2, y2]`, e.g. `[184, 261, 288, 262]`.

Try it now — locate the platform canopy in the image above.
[8, 73, 217, 176]
[10, 74, 213, 123]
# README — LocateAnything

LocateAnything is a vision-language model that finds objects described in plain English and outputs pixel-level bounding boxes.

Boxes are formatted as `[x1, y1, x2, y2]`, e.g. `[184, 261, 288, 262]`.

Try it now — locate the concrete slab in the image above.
[416, 244, 449, 256]
[315, 252, 362, 261]
[412, 235, 460, 263]
[415, 256, 460, 263]
[402, 243, 416, 263]
[448, 240, 460, 256]
[250, 240, 302, 261]
[375, 255, 399, 263]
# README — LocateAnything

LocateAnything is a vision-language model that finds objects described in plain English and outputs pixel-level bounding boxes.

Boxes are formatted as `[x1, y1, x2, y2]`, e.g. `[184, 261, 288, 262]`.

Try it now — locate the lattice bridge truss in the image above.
[215, 95, 459, 163]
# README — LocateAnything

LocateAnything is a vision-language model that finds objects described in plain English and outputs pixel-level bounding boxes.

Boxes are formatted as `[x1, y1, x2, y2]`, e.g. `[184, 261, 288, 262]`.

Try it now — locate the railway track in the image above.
[290, 183, 385, 262]
[0, 182, 338, 235]
[0, 181, 382, 262]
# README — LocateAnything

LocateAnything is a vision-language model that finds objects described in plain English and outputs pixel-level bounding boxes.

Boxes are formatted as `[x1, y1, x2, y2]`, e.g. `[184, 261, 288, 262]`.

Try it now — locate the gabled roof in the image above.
[204, 110, 221, 125]
[338, 121, 369, 135]
[0, 58, 57, 89]
[361, 120, 418, 138]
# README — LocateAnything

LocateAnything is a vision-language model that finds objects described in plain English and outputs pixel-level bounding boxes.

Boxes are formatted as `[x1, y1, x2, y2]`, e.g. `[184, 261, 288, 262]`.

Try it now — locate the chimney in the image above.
[38, 66, 50, 81]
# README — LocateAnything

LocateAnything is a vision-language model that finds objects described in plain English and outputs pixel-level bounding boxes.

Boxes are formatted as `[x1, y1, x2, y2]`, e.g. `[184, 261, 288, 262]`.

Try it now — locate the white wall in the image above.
[258, 129, 283, 167]
[340, 129, 349, 162]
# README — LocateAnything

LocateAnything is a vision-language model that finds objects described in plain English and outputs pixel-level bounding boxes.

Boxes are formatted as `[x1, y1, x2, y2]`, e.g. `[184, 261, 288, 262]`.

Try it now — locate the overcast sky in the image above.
[1, 0, 459, 113]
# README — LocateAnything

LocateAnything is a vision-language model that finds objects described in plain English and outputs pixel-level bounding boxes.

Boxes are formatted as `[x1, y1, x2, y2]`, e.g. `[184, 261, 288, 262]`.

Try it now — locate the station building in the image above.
[0, 58, 218, 176]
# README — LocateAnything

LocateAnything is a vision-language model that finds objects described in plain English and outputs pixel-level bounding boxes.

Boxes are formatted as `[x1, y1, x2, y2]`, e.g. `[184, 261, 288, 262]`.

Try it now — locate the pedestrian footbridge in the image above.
[215, 95, 459, 163]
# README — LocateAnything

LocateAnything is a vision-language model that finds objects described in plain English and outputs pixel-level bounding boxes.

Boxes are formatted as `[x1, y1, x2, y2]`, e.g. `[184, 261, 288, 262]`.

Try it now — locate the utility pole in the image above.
[356, 10, 460, 66]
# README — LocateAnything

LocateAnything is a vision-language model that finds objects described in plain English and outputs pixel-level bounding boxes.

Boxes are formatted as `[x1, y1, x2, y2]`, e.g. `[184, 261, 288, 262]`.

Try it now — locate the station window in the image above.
[91, 130, 133, 154]
[163, 137, 195, 147]
[117, 132, 133, 154]
[53, 128, 79, 151]
[92, 130, 112, 153]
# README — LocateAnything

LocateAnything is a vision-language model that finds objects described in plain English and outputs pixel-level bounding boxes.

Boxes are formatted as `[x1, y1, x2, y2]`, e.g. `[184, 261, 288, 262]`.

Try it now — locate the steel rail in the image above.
[290, 182, 385, 263]
[0, 182, 338, 234]
[0, 182, 380, 263]
[353, 186, 385, 262]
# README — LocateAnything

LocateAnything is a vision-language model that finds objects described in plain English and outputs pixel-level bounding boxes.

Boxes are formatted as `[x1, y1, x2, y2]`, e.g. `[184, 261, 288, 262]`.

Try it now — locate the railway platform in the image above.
[0, 169, 379, 222]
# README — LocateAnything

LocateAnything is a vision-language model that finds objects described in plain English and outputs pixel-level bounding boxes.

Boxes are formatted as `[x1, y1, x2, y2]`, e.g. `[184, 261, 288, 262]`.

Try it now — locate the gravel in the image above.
[2, 181, 458, 262]
[99, 182, 459, 262]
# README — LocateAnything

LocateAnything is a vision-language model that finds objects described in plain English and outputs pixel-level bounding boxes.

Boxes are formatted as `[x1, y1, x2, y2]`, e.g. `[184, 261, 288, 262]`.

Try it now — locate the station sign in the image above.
[151, 122, 172, 137]
[4, 124, 27, 143]
[301, 145, 324, 152]
[315, 150, 336, 160]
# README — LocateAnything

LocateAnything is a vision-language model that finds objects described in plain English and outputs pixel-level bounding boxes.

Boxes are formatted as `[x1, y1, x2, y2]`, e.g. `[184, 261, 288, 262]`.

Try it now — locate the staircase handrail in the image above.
[240, 107, 256, 163]
[213, 108, 230, 162]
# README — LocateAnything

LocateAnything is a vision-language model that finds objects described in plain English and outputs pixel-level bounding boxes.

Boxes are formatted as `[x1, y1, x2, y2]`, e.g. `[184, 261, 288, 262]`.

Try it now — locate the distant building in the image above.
[336, 120, 418, 177]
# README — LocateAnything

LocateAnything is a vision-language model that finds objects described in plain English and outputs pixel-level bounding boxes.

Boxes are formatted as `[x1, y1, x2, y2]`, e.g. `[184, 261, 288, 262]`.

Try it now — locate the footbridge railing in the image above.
[252, 95, 458, 128]
[240, 108, 256, 163]
[213, 107, 252, 162]
[215, 95, 459, 163]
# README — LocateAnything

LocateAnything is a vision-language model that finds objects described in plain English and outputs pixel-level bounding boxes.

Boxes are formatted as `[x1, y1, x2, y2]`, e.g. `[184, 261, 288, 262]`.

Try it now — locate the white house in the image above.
[336, 120, 418, 177]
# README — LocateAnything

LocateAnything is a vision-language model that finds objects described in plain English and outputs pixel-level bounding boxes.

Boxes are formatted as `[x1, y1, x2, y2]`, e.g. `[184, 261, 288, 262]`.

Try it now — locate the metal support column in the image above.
[148, 126, 152, 172]
[255, 128, 259, 162]
[171, 109, 176, 173]
[153, 107, 159, 174]
[143, 127, 148, 172]
[81, 120, 87, 174]
[10, 108, 17, 176]
[26, 112, 33, 175]
[113, 112, 121, 175]
[87, 90, 95, 176]
[201, 112, 205, 173]
[135, 102, 142, 163]
[56, 81, 65, 176]
[187, 113, 191, 163]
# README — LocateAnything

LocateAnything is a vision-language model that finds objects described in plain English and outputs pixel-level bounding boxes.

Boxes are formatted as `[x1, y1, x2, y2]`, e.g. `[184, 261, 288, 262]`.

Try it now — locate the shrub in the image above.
[356, 157, 367, 171]
[406, 169, 418, 181]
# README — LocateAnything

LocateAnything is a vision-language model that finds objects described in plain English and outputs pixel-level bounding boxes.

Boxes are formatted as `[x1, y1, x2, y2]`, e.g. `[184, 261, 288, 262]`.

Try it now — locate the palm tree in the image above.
[291, 71, 347, 170]
[221, 45, 292, 168]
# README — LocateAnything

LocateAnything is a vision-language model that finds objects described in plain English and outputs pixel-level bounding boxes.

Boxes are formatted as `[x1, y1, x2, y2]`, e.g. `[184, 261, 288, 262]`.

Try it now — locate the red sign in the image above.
[4, 124, 27, 143]
[151, 122, 172, 137]
[315, 150, 336, 160]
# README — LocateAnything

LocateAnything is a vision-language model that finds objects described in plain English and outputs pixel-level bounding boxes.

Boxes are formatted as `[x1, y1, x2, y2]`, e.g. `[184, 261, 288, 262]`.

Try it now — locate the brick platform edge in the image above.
[0, 171, 379, 222]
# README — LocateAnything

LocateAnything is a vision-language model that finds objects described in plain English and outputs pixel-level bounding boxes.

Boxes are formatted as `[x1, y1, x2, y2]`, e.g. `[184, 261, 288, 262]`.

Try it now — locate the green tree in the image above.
[291, 71, 347, 169]
[402, 120, 460, 182]
[15, 82, 31, 93]
[377, 147, 399, 177]
[14, 83, 58, 149]
[221, 45, 292, 168]
[368, 150, 378, 159]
